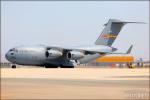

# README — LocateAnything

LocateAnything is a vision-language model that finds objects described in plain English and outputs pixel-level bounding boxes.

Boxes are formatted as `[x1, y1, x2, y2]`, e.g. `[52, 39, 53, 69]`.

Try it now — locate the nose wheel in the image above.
[11, 64, 16, 68]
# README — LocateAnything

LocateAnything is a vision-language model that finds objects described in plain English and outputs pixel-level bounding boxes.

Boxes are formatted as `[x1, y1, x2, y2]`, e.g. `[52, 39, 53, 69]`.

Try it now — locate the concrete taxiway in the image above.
[1, 67, 149, 99]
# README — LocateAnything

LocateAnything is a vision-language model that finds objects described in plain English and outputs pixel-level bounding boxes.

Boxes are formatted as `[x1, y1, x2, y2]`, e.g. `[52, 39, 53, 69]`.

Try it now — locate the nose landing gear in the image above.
[11, 64, 16, 68]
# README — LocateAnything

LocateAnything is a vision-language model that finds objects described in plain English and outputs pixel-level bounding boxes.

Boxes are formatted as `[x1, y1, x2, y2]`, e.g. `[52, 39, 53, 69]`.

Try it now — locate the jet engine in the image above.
[67, 51, 84, 60]
[45, 49, 62, 59]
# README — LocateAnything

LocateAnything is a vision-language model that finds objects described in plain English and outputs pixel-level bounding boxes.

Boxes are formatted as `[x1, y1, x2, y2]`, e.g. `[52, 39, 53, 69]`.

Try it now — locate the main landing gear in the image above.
[60, 66, 74, 68]
[45, 65, 74, 68]
[45, 65, 58, 68]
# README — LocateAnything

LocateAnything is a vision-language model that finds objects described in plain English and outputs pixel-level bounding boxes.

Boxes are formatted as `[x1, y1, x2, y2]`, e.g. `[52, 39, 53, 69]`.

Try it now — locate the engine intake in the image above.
[67, 51, 84, 60]
[45, 49, 62, 59]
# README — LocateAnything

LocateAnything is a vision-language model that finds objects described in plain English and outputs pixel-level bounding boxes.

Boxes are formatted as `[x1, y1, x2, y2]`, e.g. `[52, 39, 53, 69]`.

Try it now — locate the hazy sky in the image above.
[1, 1, 149, 61]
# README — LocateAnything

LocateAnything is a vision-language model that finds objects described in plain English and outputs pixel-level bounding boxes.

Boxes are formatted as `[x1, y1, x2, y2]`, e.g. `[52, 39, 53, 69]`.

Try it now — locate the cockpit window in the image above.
[10, 48, 14, 51]
[11, 52, 14, 55]
[9, 48, 18, 52]
[9, 49, 13, 51]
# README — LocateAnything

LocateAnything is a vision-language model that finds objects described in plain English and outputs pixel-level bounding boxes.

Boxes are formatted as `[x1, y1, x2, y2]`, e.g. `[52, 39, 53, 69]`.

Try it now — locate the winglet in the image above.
[126, 45, 133, 54]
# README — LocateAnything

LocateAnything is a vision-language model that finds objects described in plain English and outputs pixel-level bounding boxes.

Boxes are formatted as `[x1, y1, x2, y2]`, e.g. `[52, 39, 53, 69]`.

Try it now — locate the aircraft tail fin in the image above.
[95, 19, 145, 46]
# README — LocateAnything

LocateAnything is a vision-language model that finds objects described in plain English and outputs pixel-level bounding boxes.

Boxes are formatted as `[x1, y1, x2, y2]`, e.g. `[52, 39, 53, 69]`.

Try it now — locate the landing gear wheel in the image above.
[60, 66, 74, 68]
[45, 66, 58, 68]
[12, 65, 16, 68]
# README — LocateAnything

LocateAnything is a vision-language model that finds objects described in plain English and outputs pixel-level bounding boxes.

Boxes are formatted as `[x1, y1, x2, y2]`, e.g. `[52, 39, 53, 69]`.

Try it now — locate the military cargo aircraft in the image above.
[6, 19, 143, 68]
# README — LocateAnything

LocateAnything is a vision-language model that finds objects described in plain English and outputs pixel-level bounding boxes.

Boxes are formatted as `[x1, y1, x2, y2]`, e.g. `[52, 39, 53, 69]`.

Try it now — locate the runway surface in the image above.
[1, 68, 149, 99]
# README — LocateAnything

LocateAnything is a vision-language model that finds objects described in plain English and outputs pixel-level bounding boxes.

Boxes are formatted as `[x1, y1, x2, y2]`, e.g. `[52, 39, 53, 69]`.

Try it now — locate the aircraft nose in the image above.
[5, 52, 9, 60]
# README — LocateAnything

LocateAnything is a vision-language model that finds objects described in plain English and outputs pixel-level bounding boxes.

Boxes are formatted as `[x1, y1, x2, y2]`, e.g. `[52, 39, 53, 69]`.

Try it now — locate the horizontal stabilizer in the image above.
[126, 45, 133, 54]
[104, 21, 146, 26]
[113, 22, 146, 24]
[108, 45, 133, 54]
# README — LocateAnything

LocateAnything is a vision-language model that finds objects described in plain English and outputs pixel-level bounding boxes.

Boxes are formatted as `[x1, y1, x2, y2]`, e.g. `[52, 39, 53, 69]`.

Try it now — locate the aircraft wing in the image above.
[46, 45, 114, 55]
[46, 44, 132, 55]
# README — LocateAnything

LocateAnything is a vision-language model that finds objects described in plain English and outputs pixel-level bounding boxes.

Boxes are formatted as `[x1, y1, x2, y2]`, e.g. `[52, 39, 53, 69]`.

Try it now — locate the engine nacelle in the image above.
[67, 51, 84, 60]
[45, 49, 62, 59]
